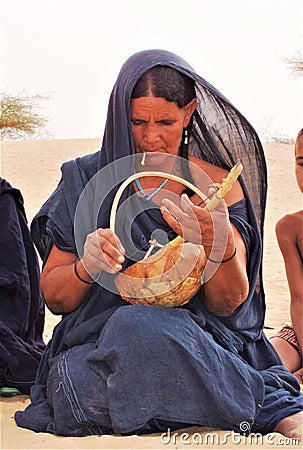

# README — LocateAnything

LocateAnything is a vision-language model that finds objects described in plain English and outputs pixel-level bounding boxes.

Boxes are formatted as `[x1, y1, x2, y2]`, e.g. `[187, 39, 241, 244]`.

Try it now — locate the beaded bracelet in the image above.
[74, 258, 95, 284]
[205, 247, 237, 264]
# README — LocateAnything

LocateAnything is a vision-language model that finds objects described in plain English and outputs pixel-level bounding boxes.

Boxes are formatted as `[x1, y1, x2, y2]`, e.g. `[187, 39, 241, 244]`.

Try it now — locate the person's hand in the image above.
[293, 367, 303, 385]
[82, 228, 125, 277]
[160, 193, 232, 254]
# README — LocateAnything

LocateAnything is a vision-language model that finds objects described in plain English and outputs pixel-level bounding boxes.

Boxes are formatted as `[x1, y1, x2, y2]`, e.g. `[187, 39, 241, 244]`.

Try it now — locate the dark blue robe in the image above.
[0, 178, 45, 394]
[15, 49, 302, 435]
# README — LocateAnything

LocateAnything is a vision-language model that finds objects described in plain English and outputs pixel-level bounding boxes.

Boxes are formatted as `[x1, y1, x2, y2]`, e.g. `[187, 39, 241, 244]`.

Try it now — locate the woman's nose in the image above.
[143, 125, 160, 144]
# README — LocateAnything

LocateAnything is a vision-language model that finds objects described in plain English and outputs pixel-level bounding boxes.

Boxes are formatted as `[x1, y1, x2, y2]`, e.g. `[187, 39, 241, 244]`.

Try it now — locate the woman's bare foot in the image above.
[273, 412, 303, 440]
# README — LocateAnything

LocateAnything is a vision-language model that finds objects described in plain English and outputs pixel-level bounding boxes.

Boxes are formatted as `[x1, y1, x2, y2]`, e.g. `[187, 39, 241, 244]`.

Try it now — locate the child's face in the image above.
[295, 135, 303, 194]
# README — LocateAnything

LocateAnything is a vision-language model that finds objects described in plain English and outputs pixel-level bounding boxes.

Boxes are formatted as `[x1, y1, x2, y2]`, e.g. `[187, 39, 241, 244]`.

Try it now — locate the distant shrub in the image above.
[285, 53, 303, 78]
[0, 92, 49, 140]
[258, 119, 296, 145]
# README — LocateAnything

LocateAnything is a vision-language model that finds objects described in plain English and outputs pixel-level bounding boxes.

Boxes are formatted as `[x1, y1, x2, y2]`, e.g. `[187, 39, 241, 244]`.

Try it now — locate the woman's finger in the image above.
[96, 228, 125, 255]
[161, 198, 185, 221]
[83, 228, 125, 275]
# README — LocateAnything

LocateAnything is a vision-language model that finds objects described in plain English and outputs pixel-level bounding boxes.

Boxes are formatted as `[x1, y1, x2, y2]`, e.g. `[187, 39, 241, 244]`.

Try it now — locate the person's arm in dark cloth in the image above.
[40, 229, 125, 314]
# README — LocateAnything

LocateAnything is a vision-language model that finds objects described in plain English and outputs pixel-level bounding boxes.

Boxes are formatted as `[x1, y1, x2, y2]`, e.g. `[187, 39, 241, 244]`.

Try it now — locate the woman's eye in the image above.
[160, 120, 174, 126]
[131, 120, 144, 126]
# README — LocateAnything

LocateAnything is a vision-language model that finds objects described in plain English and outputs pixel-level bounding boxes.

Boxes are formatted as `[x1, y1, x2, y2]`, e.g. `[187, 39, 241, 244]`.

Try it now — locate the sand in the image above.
[0, 139, 302, 449]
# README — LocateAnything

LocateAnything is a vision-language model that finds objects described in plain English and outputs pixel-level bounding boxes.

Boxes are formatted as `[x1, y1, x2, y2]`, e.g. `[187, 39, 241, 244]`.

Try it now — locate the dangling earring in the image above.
[184, 128, 188, 145]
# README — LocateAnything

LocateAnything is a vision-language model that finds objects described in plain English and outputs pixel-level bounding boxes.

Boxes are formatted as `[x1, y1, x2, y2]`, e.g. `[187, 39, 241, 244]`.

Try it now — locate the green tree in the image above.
[0, 92, 49, 140]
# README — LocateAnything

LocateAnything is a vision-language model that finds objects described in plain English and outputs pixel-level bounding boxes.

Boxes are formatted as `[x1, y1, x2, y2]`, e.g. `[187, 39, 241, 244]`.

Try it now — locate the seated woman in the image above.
[270, 129, 303, 384]
[0, 178, 45, 395]
[15, 50, 302, 438]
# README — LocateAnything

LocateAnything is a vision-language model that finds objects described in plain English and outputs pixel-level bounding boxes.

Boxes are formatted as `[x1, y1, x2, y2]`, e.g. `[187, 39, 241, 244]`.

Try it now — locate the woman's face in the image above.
[131, 96, 196, 158]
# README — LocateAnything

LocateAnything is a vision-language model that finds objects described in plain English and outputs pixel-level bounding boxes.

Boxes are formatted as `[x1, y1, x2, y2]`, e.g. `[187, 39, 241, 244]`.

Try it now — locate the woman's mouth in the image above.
[137, 151, 176, 172]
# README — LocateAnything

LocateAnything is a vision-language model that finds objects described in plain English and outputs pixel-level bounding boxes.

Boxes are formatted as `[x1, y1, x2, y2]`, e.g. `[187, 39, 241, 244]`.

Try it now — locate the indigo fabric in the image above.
[0, 178, 45, 394]
[15, 50, 302, 435]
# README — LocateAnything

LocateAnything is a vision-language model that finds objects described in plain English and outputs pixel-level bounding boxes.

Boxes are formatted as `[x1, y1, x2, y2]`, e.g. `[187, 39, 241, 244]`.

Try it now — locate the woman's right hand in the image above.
[40, 228, 125, 314]
[82, 228, 125, 278]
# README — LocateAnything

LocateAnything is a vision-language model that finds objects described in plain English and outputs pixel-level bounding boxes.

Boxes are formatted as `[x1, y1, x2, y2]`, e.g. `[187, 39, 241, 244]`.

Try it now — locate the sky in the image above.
[0, 0, 302, 141]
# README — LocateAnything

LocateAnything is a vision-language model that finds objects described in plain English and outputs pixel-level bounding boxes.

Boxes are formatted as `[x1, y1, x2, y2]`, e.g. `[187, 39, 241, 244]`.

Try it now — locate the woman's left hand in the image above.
[161, 192, 249, 316]
[160, 193, 233, 253]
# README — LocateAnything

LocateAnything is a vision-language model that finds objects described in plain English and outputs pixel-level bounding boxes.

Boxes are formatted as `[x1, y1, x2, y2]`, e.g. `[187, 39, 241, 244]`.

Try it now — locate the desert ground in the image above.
[0, 139, 302, 449]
